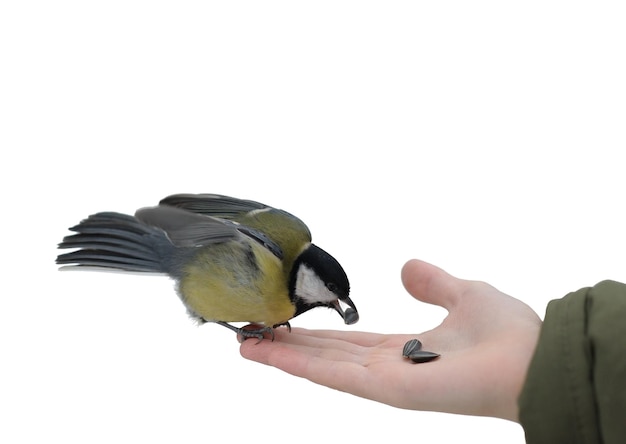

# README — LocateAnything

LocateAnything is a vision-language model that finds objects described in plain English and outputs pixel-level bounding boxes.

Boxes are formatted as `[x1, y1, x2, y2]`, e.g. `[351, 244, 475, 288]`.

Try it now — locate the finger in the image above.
[401, 259, 463, 310]
[241, 336, 446, 411]
[239, 330, 367, 368]
[240, 328, 391, 366]
[247, 339, 372, 390]
[276, 327, 404, 348]
[240, 333, 412, 403]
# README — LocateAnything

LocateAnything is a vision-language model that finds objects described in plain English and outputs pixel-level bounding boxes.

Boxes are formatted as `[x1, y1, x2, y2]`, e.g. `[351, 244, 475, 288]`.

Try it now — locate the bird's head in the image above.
[289, 243, 358, 324]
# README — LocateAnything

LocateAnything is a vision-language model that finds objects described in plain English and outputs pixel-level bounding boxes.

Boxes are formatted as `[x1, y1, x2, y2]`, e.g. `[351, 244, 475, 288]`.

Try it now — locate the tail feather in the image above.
[56, 212, 173, 273]
[59, 234, 156, 257]
[56, 250, 163, 272]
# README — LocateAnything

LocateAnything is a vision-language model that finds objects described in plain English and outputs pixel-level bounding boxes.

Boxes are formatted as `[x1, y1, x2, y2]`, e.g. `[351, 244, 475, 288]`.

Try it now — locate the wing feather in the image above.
[135, 205, 238, 248]
[159, 193, 267, 219]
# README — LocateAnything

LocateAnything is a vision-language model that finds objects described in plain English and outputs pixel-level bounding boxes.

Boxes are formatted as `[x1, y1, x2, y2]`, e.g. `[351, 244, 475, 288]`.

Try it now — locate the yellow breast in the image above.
[178, 241, 295, 326]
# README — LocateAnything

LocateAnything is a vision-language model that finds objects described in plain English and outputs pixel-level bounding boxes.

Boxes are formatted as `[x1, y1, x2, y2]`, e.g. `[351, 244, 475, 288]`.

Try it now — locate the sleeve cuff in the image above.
[518, 280, 626, 444]
[518, 286, 600, 443]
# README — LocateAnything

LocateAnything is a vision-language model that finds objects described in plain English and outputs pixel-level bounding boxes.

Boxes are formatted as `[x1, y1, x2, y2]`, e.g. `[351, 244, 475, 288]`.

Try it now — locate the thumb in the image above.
[401, 259, 463, 311]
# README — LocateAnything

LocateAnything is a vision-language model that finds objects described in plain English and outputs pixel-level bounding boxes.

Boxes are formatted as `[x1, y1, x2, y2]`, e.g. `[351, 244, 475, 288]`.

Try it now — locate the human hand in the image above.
[240, 259, 542, 422]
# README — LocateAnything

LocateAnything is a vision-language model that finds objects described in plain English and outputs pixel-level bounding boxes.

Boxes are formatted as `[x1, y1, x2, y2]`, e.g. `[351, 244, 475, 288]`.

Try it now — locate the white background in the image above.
[1, 2, 625, 443]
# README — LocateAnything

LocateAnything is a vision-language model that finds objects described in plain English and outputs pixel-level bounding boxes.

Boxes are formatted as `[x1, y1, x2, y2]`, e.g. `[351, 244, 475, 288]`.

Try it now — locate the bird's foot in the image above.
[215, 321, 293, 343]
[215, 321, 275, 343]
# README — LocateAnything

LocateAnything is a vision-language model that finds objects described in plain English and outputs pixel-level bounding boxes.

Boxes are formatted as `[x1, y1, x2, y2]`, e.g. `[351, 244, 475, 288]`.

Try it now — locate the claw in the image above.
[272, 321, 292, 333]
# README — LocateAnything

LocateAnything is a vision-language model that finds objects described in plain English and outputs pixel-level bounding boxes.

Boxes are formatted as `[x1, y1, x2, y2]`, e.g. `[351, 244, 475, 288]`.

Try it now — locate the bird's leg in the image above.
[215, 321, 275, 343]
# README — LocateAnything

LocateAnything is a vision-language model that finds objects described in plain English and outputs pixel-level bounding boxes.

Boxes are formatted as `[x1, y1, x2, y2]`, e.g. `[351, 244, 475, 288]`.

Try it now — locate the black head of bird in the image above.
[56, 194, 358, 341]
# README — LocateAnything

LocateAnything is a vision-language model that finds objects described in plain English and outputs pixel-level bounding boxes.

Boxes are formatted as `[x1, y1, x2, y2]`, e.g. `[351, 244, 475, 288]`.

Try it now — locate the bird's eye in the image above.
[326, 282, 338, 293]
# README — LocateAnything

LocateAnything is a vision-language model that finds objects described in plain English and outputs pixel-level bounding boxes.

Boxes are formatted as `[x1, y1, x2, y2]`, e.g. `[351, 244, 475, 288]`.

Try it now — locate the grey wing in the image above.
[136, 204, 284, 259]
[158, 193, 269, 219]
[135, 205, 240, 248]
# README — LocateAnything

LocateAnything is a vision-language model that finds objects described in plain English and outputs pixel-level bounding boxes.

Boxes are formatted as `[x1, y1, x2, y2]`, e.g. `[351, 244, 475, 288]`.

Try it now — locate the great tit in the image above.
[56, 194, 358, 340]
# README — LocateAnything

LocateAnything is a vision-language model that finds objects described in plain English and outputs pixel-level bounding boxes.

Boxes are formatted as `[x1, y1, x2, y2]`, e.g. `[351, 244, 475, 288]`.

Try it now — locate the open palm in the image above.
[240, 259, 541, 422]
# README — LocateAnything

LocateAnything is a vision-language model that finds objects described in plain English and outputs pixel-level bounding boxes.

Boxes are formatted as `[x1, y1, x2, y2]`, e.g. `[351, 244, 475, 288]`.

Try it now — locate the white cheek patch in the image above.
[295, 265, 337, 305]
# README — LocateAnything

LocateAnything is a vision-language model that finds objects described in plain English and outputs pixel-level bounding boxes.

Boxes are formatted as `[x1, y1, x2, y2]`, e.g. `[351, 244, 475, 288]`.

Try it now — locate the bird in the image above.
[56, 193, 358, 340]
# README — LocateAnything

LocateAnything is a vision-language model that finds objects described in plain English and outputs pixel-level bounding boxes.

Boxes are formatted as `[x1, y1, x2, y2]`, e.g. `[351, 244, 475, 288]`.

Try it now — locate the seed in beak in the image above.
[344, 307, 359, 325]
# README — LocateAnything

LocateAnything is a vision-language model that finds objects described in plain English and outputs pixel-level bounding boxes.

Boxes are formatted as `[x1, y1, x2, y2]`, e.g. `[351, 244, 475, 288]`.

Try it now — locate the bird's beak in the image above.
[332, 296, 359, 325]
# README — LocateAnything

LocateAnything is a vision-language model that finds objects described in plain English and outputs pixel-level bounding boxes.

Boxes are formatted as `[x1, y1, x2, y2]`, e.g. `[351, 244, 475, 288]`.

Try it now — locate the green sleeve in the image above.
[518, 280, 626, 444]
